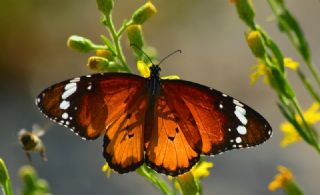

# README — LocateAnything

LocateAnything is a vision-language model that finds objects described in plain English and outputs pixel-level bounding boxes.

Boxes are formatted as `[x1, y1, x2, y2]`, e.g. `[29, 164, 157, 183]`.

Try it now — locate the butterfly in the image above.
[36, 62, 272, 176]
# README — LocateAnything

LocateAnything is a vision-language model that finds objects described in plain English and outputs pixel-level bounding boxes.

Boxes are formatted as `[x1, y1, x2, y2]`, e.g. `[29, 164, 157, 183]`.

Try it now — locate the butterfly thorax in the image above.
[148, 64, 161, 96]
[144, 64, 162, 138]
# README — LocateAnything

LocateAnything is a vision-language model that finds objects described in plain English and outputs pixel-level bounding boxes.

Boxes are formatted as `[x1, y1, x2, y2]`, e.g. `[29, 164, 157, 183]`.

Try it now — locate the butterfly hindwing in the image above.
[145, 92, 200, 176]
[103, 86, 148, 173]
[159, 79, 272, 156]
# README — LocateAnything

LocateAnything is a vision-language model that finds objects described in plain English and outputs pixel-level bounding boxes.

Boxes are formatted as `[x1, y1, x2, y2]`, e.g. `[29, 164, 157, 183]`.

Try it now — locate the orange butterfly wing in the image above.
[145, 79, 272, 175]
[37, 73, 148, 172]
[145, 92, 200, 175]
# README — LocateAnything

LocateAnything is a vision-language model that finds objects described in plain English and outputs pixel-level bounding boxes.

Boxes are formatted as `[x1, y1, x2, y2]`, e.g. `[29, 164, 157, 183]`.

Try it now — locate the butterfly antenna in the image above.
[158, 49, 182, 66]
[130, 44, 154, 65]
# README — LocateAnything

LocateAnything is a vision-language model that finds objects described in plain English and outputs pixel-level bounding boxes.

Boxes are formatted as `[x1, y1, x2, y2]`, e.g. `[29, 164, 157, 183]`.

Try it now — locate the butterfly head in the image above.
[149, 64, 161, 79]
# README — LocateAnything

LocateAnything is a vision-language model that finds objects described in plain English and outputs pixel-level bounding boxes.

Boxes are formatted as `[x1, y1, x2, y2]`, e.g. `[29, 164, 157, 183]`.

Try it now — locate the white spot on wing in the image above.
[219, 104, 223, 109]
[234, 106, 248, 125]
[59, 100, 70, 110]
[62, 112, 69, 119]
[70, 77, 80, 83]
[237, 125, 247, 135]
[222, 93, 227, 97]
[233, 99, 244, 107]
[62, 85, 77, 99]
[235, 137, 242, 143]
[64, 82, 77, 90]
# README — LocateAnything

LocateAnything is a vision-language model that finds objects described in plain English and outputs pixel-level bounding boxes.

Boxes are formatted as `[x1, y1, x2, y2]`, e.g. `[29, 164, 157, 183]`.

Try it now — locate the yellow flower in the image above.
[250, 57, 300, 85]
[101, 162, 111, 178]
[280, 102, 320, 147]
[137, 61, 180, 79]
[268, 166, 293, 191]
[283, 57, 299, 70]
[170, 161, 213, 192]
[190, 160, 213, 179]
[250, 60, 270, 85]
[280, 122, 302, 147]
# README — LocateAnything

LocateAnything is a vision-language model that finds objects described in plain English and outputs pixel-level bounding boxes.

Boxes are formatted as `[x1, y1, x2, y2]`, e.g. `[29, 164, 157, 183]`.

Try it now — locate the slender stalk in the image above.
[297, 69, 320, 104]
[136, 165, 172, 195]
[305, 60, 320, 89]
[0, 159, 13, 195]
[117, 20, 133, 37]
[105, 13, 131, 72]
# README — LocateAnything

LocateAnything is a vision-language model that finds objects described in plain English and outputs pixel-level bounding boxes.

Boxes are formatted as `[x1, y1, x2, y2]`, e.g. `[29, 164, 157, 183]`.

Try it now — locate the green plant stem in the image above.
[117, 20, 133, 37]
[105, 13, 131, 72]
[297, 69, 320, 104]
[305, 60, 320, 88]
[91, 45, 108, 50]
[136, 165, 172, 195]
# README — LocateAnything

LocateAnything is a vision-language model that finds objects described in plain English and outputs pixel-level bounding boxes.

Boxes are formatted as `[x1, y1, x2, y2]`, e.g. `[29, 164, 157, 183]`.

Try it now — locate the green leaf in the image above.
[258, 28, 285, 73]
[267, 0, 310, 62]
[100, 35, 116, 55]
[284, 181, 304, 195]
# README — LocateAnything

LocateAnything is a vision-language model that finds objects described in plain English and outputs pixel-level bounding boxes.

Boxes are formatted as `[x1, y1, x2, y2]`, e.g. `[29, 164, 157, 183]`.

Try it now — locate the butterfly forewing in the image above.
[160, 79, 272, 156]
[36, 73, 146, 140]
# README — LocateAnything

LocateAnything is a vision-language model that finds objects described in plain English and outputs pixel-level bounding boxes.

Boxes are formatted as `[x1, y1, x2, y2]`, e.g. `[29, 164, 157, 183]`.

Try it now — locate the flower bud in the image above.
[67, 35, 95, 53]
[87, 56, 110, 71]
[96, 0, 114, 16]
[234, 0, 255, 28]
[246, 30, 266, 58]
[137, 60, 151, 78]
[127, 24, 144, 49]
[132, 2, 157, 24]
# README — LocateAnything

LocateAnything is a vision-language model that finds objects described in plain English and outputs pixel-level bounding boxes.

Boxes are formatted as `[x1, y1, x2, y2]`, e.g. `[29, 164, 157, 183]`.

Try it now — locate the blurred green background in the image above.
[1, 0, 320, 194]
